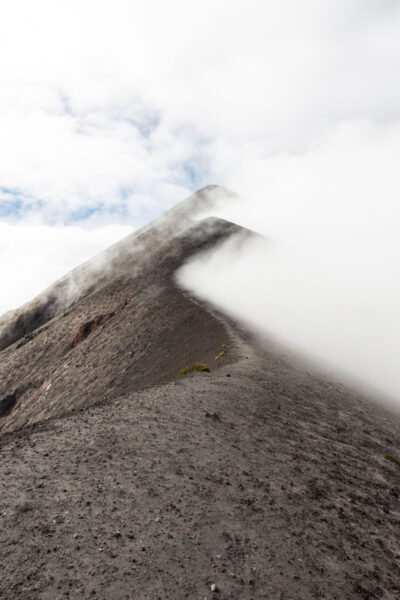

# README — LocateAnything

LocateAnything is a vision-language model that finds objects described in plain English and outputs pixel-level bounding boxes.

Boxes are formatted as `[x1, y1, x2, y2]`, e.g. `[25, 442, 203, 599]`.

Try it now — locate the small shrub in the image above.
[221, 343, 226, 349]
[384, 454, 400, 467]
[215, 351, 225, 361]
[180, 362, 210, 376]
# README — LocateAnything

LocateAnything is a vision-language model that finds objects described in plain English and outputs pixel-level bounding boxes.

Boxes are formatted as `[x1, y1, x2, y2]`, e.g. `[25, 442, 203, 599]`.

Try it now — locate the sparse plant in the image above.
[384, 454, 400, 468]
[215, 351, 225, 361]
[180, 362, 210, 376]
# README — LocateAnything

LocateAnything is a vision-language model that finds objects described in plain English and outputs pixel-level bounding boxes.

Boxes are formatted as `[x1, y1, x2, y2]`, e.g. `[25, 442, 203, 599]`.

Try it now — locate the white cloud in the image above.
[0, 221, 132, 314]
[1, 1, 400, 399]
[1, 1, 399, 222]
[178, 119, 400, 401]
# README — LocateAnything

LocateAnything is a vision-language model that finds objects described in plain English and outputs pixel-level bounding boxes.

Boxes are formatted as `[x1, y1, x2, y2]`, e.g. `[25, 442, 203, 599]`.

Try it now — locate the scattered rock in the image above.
[205, 412, 220, 422]
[16, 332, 35, 349]
[211, 583, 219, 593]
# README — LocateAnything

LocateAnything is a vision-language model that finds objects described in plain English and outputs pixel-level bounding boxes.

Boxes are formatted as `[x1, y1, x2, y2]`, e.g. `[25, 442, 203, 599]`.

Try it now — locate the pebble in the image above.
[211, 583, 218, 593]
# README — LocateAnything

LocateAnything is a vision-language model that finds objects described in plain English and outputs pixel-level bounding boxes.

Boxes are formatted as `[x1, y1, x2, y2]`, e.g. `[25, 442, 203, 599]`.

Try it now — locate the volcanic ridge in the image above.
[0, 185, 399, 600]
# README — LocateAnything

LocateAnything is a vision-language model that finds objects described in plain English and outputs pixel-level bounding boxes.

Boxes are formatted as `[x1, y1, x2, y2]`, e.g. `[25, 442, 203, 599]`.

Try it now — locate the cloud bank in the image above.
[0, 222, 132, 315]
[2, 0, 399, 224]
[1, 1, 400, 400]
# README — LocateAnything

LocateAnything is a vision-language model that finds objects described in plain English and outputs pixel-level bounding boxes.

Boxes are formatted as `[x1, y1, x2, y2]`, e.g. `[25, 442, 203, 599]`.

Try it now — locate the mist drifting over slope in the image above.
[1, 2, 400, 402]
[2, 2, 400, 311]
[178, 154, 400, 404]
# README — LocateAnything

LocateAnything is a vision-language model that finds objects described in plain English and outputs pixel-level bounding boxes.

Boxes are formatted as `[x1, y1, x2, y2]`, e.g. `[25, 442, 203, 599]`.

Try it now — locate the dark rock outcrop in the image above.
[0, 393, 16, 417]
[70, 312, 115, 348]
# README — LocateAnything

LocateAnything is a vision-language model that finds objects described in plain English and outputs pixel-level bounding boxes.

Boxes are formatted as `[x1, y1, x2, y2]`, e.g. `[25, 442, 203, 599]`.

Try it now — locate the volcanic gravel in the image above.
[0, 186, 399, 599]
[1, 337, 400, 599]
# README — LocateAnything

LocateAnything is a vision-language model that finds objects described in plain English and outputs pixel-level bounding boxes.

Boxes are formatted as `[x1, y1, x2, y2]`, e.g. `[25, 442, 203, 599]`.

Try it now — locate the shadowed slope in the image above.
[0, 206, 249, 434]
[0, 185, 236, 352]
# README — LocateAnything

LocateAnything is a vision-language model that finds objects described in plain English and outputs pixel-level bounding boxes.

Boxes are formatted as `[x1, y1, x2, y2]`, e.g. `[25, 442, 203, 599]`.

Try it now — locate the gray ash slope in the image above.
[0, 185, 242, 433]
[0, 186, 399, 600]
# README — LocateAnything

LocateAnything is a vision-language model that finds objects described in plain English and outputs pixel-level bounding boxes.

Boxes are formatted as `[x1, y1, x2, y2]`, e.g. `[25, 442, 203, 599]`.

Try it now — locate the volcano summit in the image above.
[0, 186, 399, 599]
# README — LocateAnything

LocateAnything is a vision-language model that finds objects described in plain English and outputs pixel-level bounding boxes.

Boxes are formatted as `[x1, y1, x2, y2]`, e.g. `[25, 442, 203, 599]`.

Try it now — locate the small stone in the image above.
[205, 412, 220, 421]
[211, 583, 218, 593]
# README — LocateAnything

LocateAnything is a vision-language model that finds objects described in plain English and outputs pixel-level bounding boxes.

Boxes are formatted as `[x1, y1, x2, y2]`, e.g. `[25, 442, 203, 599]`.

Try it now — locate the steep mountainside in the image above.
[0, 186, 399, 600]
[0, 186, 244, 433]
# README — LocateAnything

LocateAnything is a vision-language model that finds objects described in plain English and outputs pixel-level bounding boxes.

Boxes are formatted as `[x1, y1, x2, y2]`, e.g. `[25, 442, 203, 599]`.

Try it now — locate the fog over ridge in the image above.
[0, 1, 399, 403]
[177, 175, 400, 404]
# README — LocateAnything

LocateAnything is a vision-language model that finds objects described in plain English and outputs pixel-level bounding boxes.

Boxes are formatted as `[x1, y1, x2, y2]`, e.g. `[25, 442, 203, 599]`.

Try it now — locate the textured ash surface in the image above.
[0, 203, 243, 434]
[0, 186, 399, 599]
[1, 346, 400, 600]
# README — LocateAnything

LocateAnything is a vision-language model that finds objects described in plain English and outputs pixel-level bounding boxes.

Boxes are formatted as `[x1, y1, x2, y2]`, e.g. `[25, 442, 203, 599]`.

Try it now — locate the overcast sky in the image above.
[1, 1, 400, 399]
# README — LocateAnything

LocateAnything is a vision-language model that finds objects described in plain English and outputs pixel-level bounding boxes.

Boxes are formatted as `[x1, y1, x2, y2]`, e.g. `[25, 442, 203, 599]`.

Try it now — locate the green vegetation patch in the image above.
[384, 454, 400, 467]
[180, 362, 210, 376]
[221, 344, 226, 349]
[215, 351, 225, 361]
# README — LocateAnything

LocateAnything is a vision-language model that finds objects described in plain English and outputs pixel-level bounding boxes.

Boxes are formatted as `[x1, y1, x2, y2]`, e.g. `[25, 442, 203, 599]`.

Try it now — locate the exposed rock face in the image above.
[70, 312, 115, 348]
[0, 393, 16, 417]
